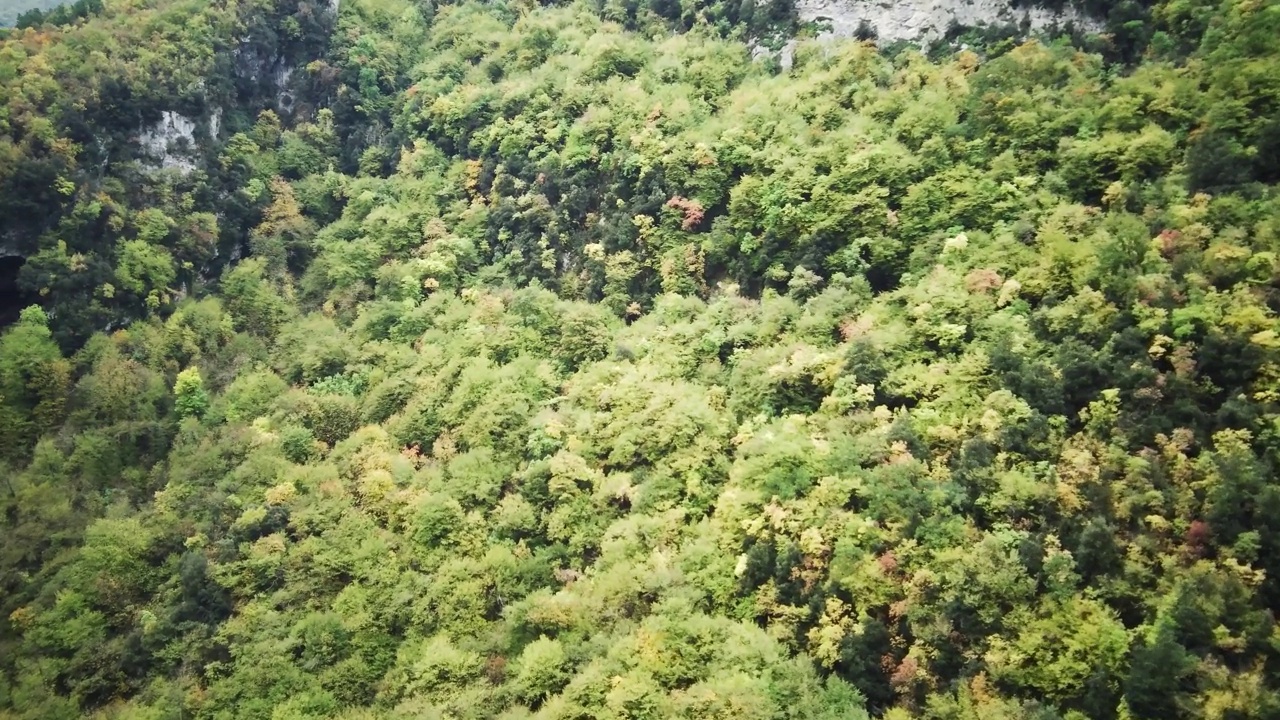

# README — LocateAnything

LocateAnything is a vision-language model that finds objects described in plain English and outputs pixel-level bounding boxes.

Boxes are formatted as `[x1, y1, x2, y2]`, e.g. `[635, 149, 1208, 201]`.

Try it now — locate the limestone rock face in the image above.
[795, 0, 1100, 46]
[138, 111, 198, 173]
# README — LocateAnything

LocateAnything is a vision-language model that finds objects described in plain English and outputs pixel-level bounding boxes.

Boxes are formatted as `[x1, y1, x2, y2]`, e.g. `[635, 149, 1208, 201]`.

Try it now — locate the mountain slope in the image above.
[3, 0, 1280, 718]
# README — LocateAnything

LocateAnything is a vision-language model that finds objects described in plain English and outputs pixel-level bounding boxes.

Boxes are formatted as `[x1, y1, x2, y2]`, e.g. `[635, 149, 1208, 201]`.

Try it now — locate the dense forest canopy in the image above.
[3, 0, 1280, 717]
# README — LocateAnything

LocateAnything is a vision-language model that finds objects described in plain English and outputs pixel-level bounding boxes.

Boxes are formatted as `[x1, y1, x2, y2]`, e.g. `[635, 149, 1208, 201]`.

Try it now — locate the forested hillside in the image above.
[3, 0, 1280, 717]
[0, 0, 61, 28]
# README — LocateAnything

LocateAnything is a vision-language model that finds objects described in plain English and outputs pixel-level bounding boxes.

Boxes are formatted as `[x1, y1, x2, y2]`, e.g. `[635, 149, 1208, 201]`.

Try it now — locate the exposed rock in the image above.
[752, 38, 799, 69]
[795, 0, 1101, 47]
[275, 63, 297, 114]
[231, 38, 300, 113]
[138, 111, 199, 174]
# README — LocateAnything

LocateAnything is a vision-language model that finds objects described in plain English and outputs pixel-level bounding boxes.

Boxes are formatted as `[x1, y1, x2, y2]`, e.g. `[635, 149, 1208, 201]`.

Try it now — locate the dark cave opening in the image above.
[0, 255, 32, 329]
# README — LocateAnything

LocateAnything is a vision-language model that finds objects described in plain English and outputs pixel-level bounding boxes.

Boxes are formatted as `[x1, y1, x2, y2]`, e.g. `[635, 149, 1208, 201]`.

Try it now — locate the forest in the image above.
[2, 0, 1280, 716]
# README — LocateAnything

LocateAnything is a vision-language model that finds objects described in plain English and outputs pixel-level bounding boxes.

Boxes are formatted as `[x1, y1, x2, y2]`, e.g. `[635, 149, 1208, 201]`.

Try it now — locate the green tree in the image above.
[0, 307, 70, 461]
[173, 367, 210, 419]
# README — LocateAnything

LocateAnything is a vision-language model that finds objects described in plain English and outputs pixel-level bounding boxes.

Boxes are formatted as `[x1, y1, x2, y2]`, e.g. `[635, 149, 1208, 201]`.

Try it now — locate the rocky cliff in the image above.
[798, 0, 1099, 45]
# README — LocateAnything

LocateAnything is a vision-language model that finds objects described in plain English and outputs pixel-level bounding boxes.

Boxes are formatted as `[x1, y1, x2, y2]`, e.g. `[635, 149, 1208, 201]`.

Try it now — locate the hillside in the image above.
[3, 0, 1280, 717]
[0, 0, 52, 26]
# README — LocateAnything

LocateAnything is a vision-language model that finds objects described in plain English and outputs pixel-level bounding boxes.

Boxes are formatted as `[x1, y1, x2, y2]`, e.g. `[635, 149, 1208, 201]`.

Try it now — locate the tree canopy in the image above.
[3, 0, 1280, 717]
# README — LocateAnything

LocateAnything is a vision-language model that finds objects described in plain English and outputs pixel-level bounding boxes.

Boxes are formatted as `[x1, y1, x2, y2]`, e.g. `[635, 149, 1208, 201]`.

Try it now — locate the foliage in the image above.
[3, 0, 1280, 718]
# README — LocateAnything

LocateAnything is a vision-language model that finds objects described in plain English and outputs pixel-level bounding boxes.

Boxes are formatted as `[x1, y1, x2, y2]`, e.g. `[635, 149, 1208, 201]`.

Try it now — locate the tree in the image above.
[1125, 620, 1195, 719]
[512, 635, 570, 703]
[115, 239, 177, 312]
[173, 367, 210, 419]
[0, 307, 70, 462]
[250, 178, 318, 274]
